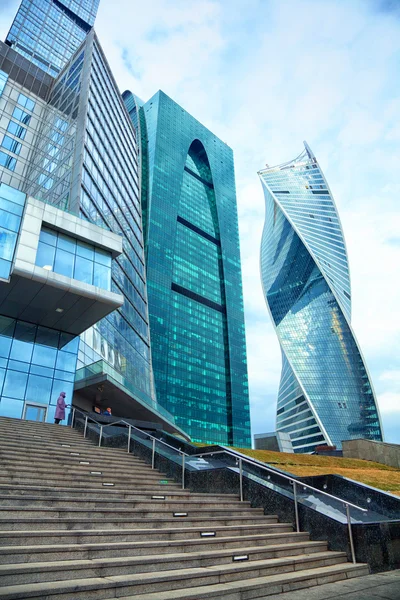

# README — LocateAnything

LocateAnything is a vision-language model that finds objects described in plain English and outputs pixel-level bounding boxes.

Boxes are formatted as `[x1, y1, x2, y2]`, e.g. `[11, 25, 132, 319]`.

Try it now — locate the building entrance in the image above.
[23, 402, 47, 422]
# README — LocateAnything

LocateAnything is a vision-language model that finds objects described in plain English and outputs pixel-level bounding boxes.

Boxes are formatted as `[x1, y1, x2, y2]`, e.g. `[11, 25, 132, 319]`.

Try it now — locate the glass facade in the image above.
[0, 0, 169, 427]
[123, 90, 251, 447]
[0, 183, 79, 422]
[6, 0, 99, 76]
[35, 226, 112, 289]
[0, 183, 26, 280]
[76, 36, 155, 409]
[259, 143, 383, 452]
[0, 314, 79, 422]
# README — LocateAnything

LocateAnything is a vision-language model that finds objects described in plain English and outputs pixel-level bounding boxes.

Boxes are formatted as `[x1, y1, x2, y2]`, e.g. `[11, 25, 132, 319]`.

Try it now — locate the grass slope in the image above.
[233, 448, 400, 496]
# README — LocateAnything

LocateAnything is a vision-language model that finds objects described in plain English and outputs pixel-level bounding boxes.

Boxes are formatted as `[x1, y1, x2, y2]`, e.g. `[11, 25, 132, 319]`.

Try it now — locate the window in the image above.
[1, 135, 22, 155]
[0, 151, 16, 172]
[17, 93, 35, 112]
[0, 71, 8, 98]
[35, 226, 112, 289]
[12, 107, 31, 125]
[7, 121, 27, 140]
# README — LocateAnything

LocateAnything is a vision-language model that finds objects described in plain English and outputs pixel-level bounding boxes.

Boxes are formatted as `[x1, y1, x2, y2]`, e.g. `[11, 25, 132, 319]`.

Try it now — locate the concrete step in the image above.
[0, 484, 237, 502]
[0, 421, 83, 432]
[0, 514, 278, 531]
[0, 425, 86, 436]
[0, 437, 119, 452]
[0, 521, 286, 546]
[0, 473, 180, 488]
[0, 476, 181, 491]
[0, 557, 368, 600]
[0, 449, 146, 466]
[0, 421, 82, 437]
[0, 495, 248, 510]
[0, 506, 263, 520]
[0, 462, 169, 478]
[104, 563, 370, 600]
[0, 549, 346, 587]
[0, 416, 76, 427]
[0, 450, 147, 468]
[0, 418, 367, 599]
[0, 534, 318, 564]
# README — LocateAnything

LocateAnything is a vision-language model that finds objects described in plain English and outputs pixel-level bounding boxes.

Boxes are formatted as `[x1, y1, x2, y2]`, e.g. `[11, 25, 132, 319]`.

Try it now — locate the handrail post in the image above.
[152, 438, 155, 469]
[127, 425, 131, 453]
[83, 416, 88, 438]
[239, 458, 243, 502]
[98, 425, 103, 447]
[70, 407, 75, 429]
[293, 481, 300, 532]
[182, 453, 185, 490]
[346, 503, 356, 564]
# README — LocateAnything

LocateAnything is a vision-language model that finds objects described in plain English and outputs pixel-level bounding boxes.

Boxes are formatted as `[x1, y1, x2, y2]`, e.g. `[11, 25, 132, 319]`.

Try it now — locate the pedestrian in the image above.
[103, 407, 112, 416]
[54, 392, 68, 424]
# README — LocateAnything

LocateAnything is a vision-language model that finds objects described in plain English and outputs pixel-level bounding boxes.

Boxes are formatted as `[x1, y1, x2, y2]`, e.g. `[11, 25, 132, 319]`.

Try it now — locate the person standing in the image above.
[54, 392, 68, 424]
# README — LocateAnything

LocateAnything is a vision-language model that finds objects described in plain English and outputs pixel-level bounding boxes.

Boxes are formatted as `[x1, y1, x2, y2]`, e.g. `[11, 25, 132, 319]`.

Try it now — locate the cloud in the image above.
[378, 392, 400, 414]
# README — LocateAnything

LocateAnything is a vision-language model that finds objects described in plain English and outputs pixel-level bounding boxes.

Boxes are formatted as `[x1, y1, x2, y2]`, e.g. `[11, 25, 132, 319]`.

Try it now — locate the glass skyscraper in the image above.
[259, 142, 383, 453]
[0, 0, 181, 434]
[123, 90, 251, 447]
[6, 0, 99, 77]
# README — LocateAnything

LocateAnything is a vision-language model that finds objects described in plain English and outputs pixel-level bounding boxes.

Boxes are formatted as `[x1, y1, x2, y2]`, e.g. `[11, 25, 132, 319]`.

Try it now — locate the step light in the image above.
[102, 483, 114, 486]
[33, 435, 41, 438]
[61, 444, 71, 447]
[70, 453, 80, 456]
[79, 461, 90, 465]
[152, 495, 166, 500]
[90, 471, 102, 475]
[233, 555, 249, 562]
[200, 532, 216, 537]
[173, 512, 188, 517]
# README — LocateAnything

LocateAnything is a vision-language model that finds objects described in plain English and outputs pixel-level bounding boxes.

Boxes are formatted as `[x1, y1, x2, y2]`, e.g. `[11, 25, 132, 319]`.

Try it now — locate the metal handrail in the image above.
[191, 446, 367, 564]
[70, 406, 187, 488]
[191, 448, 366, 513]
[70, 406, 362, 562]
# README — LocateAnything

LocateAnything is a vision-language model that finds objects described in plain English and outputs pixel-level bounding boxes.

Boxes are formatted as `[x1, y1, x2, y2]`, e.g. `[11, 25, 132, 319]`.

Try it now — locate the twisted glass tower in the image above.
[259, 142, 383, 453]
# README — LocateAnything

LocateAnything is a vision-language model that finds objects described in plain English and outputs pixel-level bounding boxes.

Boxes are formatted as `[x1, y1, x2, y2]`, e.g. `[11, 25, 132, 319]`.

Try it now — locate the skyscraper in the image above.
[123, 90, 251, 446]
[259, 142, 383, 453]
[0, 0, 181, 434]
[6, 0, 100, 77]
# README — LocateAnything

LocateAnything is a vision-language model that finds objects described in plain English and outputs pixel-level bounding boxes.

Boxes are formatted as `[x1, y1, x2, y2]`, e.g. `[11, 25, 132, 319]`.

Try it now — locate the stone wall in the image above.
[342, 438, 400, 469]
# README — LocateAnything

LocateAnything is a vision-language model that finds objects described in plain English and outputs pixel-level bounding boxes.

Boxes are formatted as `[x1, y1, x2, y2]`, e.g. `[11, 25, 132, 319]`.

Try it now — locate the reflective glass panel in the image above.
[3, 370, 28, 399]
[35, 241, 56, 271]
[26, 375, 52, 403]
[54, 248, 75, 278]
[74, 255, 93, 284]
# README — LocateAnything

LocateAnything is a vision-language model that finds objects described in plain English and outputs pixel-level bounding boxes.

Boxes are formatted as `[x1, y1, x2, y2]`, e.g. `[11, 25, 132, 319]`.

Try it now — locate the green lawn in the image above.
[220, 446, 400, 496]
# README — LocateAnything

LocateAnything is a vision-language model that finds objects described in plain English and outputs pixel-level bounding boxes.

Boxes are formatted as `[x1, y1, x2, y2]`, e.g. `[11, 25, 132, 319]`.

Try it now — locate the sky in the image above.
[1, 0, 400, 443]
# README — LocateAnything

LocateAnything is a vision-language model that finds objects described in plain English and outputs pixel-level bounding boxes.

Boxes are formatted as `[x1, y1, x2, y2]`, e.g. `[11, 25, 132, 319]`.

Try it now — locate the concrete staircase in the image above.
[0, 416, 368, 599]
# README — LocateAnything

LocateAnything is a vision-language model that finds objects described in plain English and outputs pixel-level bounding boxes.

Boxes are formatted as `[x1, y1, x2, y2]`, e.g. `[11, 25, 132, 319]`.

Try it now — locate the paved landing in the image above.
[276, 569, 400, 600]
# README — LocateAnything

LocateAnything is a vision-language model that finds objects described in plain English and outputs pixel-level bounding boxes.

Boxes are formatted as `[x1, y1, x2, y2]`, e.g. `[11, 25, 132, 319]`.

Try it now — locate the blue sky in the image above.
[2, 0, 400, 443]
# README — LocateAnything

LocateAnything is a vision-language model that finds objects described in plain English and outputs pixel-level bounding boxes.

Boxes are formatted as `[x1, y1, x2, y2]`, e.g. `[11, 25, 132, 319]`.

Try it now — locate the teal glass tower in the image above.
[123, 91, 251, 446]
[259, 143, 383, 452]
